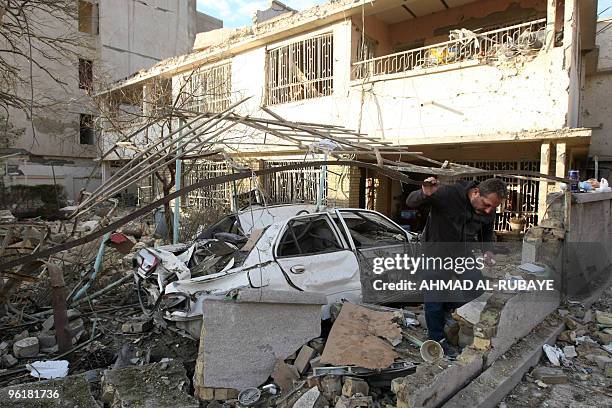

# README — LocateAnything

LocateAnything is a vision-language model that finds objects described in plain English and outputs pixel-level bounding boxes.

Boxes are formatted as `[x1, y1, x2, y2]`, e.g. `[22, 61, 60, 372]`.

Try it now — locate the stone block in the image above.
[531, 366, 568, 384]
[1, 354, 18, 368]
[295, 345, 317, 375]
[194, 290, 325, 392]
[342, 377, 369, 397]
[13, 337, 39, 358]
[37, 331, 57, 349]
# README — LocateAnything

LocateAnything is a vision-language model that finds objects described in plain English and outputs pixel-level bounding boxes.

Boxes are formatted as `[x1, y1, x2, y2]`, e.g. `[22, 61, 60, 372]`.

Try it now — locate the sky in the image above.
[197, 0, 612, 29]
[196, 0, 327, 28]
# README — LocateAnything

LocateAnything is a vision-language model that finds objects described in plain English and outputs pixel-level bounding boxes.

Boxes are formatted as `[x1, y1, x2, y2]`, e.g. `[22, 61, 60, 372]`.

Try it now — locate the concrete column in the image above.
[546, 0, 557, 48]
[555, 142, 567, 190]
[538, 142, 551, 222]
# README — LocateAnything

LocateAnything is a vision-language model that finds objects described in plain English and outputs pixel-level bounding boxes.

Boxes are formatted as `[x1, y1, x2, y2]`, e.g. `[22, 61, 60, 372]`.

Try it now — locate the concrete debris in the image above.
[194, 289, 325, 393]
[531, 366, 568, 384]
[341, 377, 369, 398]
[321, 303, 401, 369]
[121, 318, 153, 334]
[1, 354, 18, 368]
[12, 337, 39, 358]
[294, 345, 317, 375]
[272, 360, 300, 393]
[335, 395, 373, 408]
[0, 374, 99, 408]
[292, 386, 326, 408]
[101, 360, 199, 408]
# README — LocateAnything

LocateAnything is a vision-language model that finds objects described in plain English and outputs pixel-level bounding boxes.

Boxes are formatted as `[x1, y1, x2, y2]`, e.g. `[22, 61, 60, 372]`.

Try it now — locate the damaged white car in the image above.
[134, 204, 417, 337]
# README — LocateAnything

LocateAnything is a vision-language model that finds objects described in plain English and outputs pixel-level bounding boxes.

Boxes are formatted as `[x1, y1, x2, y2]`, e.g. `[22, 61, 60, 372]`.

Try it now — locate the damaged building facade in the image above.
[98, 0, 600, 232]
[1, 0, 221, 202]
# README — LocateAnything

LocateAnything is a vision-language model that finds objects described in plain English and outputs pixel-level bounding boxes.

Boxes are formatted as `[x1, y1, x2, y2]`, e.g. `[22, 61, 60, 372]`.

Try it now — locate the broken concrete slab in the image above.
[272, 359, 300, 392]
[101, 360, 198, 408]
[295, 345, 316, 375]
[443, 322, 564, 408]
[12, 337, 39, 358]
[481, 289, 560, 364]
[293, 386, 326, 408]
[194, 290, 325, 394]
[0, 373, 98, 407]
[392, 348, 484, 408]
[456, 293, 492, 325]
[321, 303, 401, 370]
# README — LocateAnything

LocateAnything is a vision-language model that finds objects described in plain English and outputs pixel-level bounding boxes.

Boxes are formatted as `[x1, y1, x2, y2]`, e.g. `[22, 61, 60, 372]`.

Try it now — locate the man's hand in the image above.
[422, 177, 439, 197]
[484, 251, 496, 266]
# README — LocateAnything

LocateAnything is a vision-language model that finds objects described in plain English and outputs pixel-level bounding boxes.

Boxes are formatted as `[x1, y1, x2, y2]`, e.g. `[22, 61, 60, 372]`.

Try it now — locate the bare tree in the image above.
[0, 0, 80, 123]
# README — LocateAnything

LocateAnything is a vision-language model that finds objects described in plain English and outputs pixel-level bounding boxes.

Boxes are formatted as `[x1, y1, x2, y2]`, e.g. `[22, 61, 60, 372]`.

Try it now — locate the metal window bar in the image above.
[184, 63, 232, 113]
[352, 19, 547, 80]
[266, 33, 334, 105]
[264, 161, 324, 204]
[459, 160, 540, 232]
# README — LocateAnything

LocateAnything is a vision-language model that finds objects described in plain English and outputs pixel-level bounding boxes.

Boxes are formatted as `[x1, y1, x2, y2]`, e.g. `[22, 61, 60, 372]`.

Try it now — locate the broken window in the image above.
[338, 210, 406, 249]
[266, 33, 333, 105]
[79, 58, 93, 90]
[183, 63, 232, 113]
[277, 215, 342, 257]
[79, 114, 95, 145]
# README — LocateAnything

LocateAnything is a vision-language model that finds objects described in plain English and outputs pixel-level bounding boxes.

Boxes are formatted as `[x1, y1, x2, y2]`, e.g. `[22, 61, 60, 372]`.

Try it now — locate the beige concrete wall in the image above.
[583, 19, 612, 159]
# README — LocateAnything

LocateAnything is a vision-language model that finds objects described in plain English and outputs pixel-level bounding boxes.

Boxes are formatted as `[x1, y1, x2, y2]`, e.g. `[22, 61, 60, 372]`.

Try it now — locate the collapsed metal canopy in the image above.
[84, 98, 487, 217]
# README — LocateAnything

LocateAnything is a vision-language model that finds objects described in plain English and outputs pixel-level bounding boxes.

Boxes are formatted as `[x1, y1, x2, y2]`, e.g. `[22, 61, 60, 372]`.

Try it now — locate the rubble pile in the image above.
[501, 287, 612, 407]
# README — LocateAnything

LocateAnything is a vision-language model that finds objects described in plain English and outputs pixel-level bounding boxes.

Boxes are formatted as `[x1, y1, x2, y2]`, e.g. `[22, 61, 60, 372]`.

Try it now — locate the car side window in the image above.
[339, 211, 407, 248]
[277, 216, 343, 257]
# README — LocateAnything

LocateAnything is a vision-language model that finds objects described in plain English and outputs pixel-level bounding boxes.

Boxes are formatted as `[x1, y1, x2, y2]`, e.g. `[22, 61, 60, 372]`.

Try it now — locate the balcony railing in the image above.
[352, 19, 547, 81]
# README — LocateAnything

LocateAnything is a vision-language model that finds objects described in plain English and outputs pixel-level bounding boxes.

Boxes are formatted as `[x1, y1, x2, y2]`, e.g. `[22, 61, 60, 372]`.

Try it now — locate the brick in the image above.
[13, 337, 39, 358]
[295, 345, 317, 375]
[473, 336, 491, 350]
[214, 388, 239, 400]
[342, 377, 369, 397]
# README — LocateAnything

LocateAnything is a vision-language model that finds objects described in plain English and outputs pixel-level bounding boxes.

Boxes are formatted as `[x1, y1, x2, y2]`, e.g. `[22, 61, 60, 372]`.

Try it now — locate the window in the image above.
[79, 58, 93, 90]
[266, 33, 333, 105]
[79, 114, 95, 145]
[277, 215, 342, 257]
[184, 63, 232, 113]
[338, 210, 406, 248]
[78, 1, 95, 34]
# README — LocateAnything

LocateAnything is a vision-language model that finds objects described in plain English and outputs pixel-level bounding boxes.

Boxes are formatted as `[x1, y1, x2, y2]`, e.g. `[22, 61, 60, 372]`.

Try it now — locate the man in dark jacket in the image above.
[406, 177, 507, 356]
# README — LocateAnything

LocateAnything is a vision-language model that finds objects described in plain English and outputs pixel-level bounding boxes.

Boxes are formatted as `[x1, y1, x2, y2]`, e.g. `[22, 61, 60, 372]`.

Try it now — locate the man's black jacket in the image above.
[406, 180, 495, 250]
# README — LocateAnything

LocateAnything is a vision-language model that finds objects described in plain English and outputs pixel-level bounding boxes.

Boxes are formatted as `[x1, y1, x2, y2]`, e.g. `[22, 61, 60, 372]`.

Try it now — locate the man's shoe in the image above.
[438, 339, 459, 360]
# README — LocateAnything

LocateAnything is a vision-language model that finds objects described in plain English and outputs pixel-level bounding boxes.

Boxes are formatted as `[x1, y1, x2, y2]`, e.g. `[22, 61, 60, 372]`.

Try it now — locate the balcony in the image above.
[352, 19, 547, 81]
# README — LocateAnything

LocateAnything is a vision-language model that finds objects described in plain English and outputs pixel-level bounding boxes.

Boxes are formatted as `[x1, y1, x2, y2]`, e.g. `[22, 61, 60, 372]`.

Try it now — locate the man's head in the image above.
[468, 178, 508, 215]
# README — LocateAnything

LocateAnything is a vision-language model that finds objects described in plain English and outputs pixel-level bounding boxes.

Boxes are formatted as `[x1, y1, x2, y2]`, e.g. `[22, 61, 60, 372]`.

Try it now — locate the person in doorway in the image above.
[406, 177, 508, 357]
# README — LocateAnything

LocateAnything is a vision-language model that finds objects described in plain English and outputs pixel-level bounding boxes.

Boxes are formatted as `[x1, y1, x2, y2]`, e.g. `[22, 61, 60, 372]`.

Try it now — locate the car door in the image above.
[338, 209, 417, 303]
[274, 213, 361, 303]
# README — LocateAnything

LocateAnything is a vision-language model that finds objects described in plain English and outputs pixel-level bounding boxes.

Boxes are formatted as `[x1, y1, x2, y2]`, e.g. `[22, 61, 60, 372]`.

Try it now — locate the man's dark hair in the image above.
[478, 178, 508, 199]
